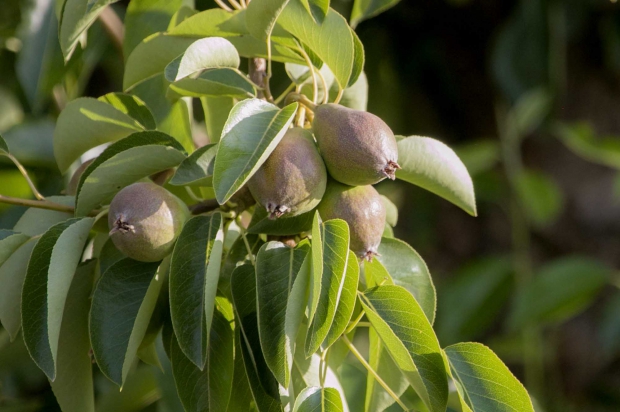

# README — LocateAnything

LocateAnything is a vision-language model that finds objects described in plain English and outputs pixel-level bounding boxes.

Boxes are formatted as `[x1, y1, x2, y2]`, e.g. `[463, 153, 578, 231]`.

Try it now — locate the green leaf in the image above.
[1, 119, 57, 168]
[0, 134, 9, 154]
[509, 256, 610, 330]
[75, 131, 186, 216]
[255, 241, 310, 387]
[380, 195, 398, 227]
[95, 366, 161, 411]
[230, 264, 284, 412]
[279, 3, 355, 88]
[305, 219, 350, 356]
[0, 230, 30, 267]
[436, 256, 512, 345]
[293, 387, 343, 411]
[13, 196, 75, 236]
[375, 237, 436, 324]
[248, 207, 314, 236]
[90, 258, 167, 386]
[123, 0, 188, 58]
[308, 211, 322, 325]
[99, 238, 126, 276]
[444, 342, 534, 412]
[0, 240, 36, 340]
[220, 233, 263, 297]
[365, 328, 408, 412]
[22, 217, 94, 380]
[514, 169, 563, 227]
[298, 0, 329, 23]
[246, 0, 290, 41]
[50, 260, 96, 412]
[59, 0, 120, 60]
[213, 99, 297, 204]
[509, 87, 552, 137]
[98, 93, 157, 130]
[348, 29, 365, 88]
[201, 96, 234, 143]
[350, 0, 401, 28]
[53, 98, 148, 173]
[170, 144, 217, 187]
[336, 72, 368, 111]
[554, 122, 620, 169]
[396, 135, 477, 216]
[360, 285, 448, 412]
[324, 251, 359, 348]
[170, 68, 256, 99]
[170, 308, 234, 412]
[164, 37, 240, 82]
[169, 213, 224, 368]
[454, 140, 500, 177]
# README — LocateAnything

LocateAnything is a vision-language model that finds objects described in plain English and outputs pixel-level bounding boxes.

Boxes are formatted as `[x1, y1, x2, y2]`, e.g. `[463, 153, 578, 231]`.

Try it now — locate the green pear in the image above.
[248, 127, 327, 219]
[317, 180, 386, 260]
[108, 182, 190, 262]
[312, 103, 399, 186]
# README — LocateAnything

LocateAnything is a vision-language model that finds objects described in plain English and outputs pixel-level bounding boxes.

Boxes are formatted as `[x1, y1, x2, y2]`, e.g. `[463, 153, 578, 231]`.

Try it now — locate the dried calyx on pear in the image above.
[317, 179, 386, 261]
[108, 182, 190, 262]
[312, 103, 400, 186]
[248, 127, 327, 219]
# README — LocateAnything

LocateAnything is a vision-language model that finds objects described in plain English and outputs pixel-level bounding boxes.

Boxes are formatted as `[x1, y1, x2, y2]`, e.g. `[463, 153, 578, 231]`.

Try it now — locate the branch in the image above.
[249, 58, 273, 101]
[0, 195, 75, 214]
[98, 6, 124, 56]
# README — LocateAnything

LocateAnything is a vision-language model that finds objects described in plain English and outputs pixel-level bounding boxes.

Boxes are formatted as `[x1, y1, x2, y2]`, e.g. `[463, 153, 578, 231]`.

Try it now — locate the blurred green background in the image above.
[2, 0, 620, 411]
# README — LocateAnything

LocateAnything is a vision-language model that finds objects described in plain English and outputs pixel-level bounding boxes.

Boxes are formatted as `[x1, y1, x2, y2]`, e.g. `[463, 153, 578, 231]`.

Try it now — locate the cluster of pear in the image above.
[248, 103, 399, 261]
[102, 103, 398, 263]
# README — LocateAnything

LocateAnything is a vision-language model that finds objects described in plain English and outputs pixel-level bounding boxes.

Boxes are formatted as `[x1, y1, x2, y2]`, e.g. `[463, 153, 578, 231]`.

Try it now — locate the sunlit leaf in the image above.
[350, 0, 401, 28]
[165, 37, 240, 82]
[293, 386, 343, 412]
[324, 250, 359, 348]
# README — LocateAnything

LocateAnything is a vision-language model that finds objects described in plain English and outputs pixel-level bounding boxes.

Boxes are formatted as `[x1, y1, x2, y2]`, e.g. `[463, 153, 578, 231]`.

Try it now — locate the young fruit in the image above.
[312, 103, 400, 186]
[248, 127, 327, 219]
[108, 182, 190, 262]
[317, 180, 386, 260]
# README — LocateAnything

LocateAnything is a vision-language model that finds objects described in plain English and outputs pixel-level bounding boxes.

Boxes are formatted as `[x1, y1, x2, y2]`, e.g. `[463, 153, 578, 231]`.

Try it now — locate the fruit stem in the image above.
[297, 44, 319, 104]
[274, 82, 296, 105]
[0, 195, 75, 214]
[341, 335, 411, 411]
[2, 153, 45, 200]
[286, 93, 317, 111]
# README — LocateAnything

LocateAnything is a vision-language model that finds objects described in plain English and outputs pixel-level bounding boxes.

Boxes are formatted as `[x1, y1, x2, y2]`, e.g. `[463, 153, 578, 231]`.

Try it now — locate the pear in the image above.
[317, 180, 386, 260]
[248, 127, 327, 219]
[312, 103, 400, 186]
[108, 182, 190, 262]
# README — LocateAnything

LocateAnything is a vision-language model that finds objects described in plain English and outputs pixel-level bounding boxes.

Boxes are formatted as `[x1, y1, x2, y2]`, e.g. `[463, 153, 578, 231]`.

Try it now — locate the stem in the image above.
[239, 225, 256, 266]
[4, 154, 45, 200]
[334, 87, 344, 104]
[286, 93, 317, 111]
[0, 195, 75, 214]
[315, 68, 329, 104]
[341, 335, 409, 411]
[98, 6, 124, 56]
[249, 58, 273, 101]
[344, 309, 365, 334]
[297, 45, 318, 104]
[214, 0, 233, 12]
[274, 82, 297, 105]
[227, 0, 243, 10]
[189, 199, 220, 215]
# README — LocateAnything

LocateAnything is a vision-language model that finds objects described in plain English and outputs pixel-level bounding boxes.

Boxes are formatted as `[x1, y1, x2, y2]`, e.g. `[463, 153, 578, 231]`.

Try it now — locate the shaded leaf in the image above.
[95, 366, 160, 411]
[98, 93, 157, 130]
[75, 131, 186, 216]
[90, 258, 167, 386]
[201, 96, 234, 144]
[293, 387, 343, 412]
[246, 0, 290, 41]
[454, 140, 500, 177]
[212, 99, 297, 204]
[0, 230, 30, 267]
[13, 196, 75, 236]
[396, 135, 477, 216]
[514, 169, 563, 227]
[248, 206, 314, 236]
[554, 121, 620, 170]
[350, 0, 401, 28]
[169, 213, 224, 368]
[22, 217, 94, 379]
[0, 134, 8, 154]
[170, 144, 217, 187]
[444, 342, 534, 412]
[324, 250, 359, 348]
[360, 285, 448, 412]
[170, 69, 256, 98]
[299, 0, 329, 23]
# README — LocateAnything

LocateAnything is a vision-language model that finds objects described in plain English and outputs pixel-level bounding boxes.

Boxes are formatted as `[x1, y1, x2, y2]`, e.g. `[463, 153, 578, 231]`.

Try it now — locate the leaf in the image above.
[13, 196, 75, 236]
[201, 96, 234, 143]
[360, 285, 448, 412]
[75, 131, 186, 216]
[95, 366, 160, 411]
[213, 99, 297, 204]
[169, 213, 224, 368]
[298, 0, 329, 23]
[554, 122, 620, 170]
[0, 240, 36, 340]
[380, 195, 398, 227]
[170, 308, 234, 412]
[0, 134, 8, 154]
[50, 260, 96, 412]
[246, 0, 290, 41]
[350, 0, 401, 28]
[375, 237, 436, 324]
[509, 256, 610, 330]
[98, 93, 157, 130]
[99, 238, 126, 276]
[514, 169, 563, 227]
[509, 87, 552, 137]
[164, 37, 240, 82]
[227, 329, 255, 412]
[123, 0, 187, 58]
[169, 68, 256, 99]
[255, 241, 310, 386]
[307, 212, 322, 325]
[53, 98, 146, 173]
[21, 217, 94, 379]
[337, 72, 368, 111]
[444, 342, 534, 412]
[305, 219, 350, 356]
[348, 29, 365, 88]
[454, 140, 500, 177]
[323, 251, 359, 349]
[248, 207, 314, 236]
[0, 230, 30, 267]
[1, 119, 57, 168]
[293, 387, 343, 412]
[230, 264, 284, 412]
[170, 144, 217, 187]
[436, 256, 512, 345]
[90, 258, 167, 386]
[58, 0, 119, 60]
[279, 2, 355, 88]
[396, 135, 477, 216]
